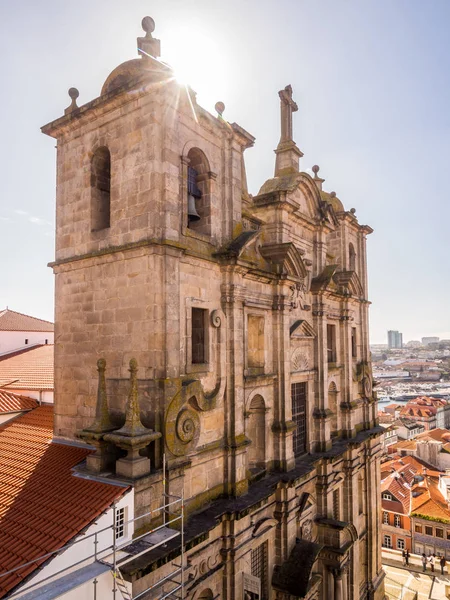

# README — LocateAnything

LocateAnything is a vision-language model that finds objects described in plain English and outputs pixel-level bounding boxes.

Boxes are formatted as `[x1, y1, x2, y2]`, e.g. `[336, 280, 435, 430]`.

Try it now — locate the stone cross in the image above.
[279, 85, 298, 143]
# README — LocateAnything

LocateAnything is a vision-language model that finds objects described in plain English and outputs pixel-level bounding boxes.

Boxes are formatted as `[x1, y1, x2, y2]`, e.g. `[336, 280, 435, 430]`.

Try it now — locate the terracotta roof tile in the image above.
[0, 391, 37, 414]
[0, 406, 128, 598]
[0, 309, 53, 333]
[0, 345, 53, 391]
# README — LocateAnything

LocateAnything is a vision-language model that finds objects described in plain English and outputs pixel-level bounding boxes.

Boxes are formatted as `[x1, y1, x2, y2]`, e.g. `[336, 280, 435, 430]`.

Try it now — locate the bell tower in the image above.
[42, 17, 254, 441]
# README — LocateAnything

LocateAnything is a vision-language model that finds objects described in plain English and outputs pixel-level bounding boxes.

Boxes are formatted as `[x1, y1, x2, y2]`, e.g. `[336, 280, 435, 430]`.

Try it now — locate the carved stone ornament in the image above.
[291, 348, 309, 372]
[302, 518, 312, 541]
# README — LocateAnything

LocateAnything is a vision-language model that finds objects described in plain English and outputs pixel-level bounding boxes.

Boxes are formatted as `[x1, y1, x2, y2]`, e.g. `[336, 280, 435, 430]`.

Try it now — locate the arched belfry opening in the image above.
[186, 148, 212, 236]
[349, 242, 356, 271]
[91, 147, 111, 231]
[247, 395, 266, 470]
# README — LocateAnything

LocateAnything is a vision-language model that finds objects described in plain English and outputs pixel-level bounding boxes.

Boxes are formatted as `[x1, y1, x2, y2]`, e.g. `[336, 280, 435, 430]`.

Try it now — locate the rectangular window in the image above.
[436, 528, 444, 539]
[383, 512, 389, 525]
[425, 526, 433, 536]
[251, 542, 268, 600]
[447, 531, 450, 540]
[351, 328, 357, 358]
[115, 507, 125, 540]
[191, 308, 207, 364]
[394, 515, 402, 528]
[291, 382, 307, 457]
[358, 477, 364, 515]
[25, 339, 28, 345]
[247, 315, 265, 371]
[383, 535, 392, 548]
[327, 324, 336, 363]
[415, 524, 423, 534]
[397, 539, 405, 550]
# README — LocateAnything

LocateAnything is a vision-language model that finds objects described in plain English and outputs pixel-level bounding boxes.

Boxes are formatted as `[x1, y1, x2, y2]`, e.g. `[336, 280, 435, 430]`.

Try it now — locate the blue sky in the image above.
[1, 0, 449, 343]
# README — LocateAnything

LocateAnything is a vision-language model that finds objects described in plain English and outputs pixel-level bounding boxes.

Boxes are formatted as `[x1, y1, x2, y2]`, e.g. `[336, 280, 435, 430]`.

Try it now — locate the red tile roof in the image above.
[0, 391, 37, 414]
[0, 406, 128, 598]
[0, 309, 53, 332]
[0, 345, 53, 390]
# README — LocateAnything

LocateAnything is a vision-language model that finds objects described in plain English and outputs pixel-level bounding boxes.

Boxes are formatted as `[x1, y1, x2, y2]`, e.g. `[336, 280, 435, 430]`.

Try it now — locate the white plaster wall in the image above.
[6, 389, 54, 403]
[0, 411, 24, 425]
[0, 331, 54, 355]
[13, 489, 133, 598]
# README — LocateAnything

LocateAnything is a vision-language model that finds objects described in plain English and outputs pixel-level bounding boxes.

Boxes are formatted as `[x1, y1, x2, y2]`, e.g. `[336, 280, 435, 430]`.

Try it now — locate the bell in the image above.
[187, 194, 201, 222]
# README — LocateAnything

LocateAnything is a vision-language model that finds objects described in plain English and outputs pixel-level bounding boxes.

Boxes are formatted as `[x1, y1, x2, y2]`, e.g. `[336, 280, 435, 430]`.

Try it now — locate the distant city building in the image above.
[388, 330, 403, 349]
[422, 336, 440, 346]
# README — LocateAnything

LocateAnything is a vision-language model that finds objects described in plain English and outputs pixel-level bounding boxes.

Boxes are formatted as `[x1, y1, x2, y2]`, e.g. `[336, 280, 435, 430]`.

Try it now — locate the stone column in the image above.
[327, 568, 335, 600]
[334, 569, 343, 600]
[342, 567, 348, 600]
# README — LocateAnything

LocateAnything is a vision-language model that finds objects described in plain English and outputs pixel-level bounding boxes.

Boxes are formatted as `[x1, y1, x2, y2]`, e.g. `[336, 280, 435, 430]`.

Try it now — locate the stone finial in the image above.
[78, 358, 116, 473]
[137, 16, 161, 59]
[64, 87, 79, 115]
[274, 84, 303, 176]
[350, 208, 356, 214]
[215, 101, 225, 117]
[84, 358, 114, 433]
[104, 358, 161, 479]
[116, 358, 148, 437]
[330, 191, 336, 198]
[312, 165, 325, 190]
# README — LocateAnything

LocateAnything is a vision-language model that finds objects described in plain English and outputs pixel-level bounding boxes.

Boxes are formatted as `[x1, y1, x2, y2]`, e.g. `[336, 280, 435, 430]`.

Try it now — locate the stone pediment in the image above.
[290, 320, 316, 339]
[311, 266, 364, 298]
[214, 230, 259, 261]
[310, 265, 339, 293]
[259, 242, 307, 279]
[333, 270, 364, 298]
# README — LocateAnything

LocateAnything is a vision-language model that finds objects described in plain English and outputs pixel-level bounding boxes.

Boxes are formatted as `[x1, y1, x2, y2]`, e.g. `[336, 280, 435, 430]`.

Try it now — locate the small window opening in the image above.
[351, 327, 357, 358]
[291, 382, 307, 457]
[115, 507, 125, 540]
[45, 339, 48, 344]
[251, 542, 268, 600]
[333, 489, 340, 520]
[192, 308, 207, 364]
[91, 147, 111, 231]
[358, 475, 364, 515]
[25, 339, 28, 345]
[327, 324, 336, 363]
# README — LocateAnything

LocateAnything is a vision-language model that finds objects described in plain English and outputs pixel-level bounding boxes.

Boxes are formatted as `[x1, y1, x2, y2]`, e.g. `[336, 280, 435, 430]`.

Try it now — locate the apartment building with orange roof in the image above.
[381, 455, 450, 558]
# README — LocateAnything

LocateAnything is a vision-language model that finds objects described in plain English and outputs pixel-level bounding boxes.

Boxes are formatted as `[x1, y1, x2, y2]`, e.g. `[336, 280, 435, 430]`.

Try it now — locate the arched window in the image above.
[328, 382, 338, 437]
[198, 590, 213, 600]
[91, 147, 111, 231]
[349, 243, 356, 271]
[247, 395, 266, 469]
[186, 148, 211, 236]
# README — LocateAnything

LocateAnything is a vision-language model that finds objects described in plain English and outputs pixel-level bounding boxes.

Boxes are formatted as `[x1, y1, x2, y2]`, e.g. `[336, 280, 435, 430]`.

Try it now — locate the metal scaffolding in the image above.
[0, 478, 185, 600]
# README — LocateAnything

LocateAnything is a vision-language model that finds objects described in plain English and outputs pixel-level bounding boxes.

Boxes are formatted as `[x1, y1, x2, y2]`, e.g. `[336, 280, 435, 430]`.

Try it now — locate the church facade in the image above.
[42, 17, 385, 600]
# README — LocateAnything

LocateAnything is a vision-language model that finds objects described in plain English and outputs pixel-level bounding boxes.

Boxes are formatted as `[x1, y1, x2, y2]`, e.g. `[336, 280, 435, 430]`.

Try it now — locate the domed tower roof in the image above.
[101, 17, 172, 96]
